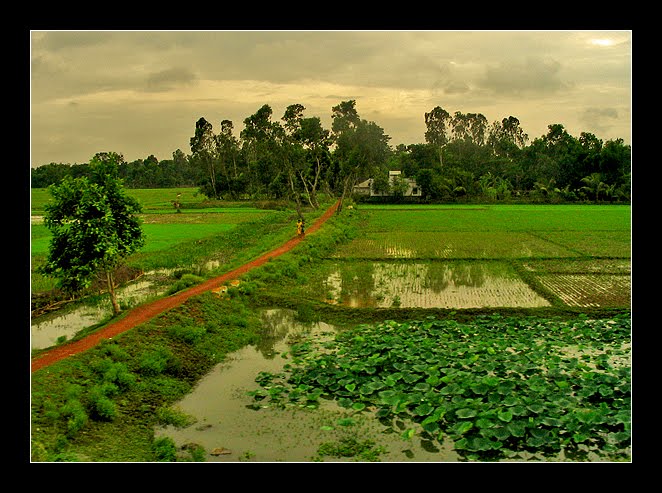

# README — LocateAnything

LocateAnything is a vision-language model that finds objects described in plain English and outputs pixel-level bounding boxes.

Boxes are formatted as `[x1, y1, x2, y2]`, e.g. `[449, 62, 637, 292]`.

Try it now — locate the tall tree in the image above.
[284, 105, 332, 209]
[190, 117, 220, 199]
[331, 100, 391, 212]
[41, 152, 145, 315]
[281, 103, 307, 218]
[216, 119, 243, 198]
[488, 116, 529, 158]
[241, 104, 283, 198]
[424, 106, 452, 167]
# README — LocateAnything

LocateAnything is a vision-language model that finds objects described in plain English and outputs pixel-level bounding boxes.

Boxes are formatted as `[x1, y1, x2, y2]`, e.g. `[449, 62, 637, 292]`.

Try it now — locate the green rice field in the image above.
[308, 203, 631, 309]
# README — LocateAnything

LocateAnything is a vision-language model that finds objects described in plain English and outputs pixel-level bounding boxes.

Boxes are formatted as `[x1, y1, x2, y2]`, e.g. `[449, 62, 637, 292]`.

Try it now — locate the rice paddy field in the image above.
[303, 204, 631, 310]
[30, 187, 290, 292]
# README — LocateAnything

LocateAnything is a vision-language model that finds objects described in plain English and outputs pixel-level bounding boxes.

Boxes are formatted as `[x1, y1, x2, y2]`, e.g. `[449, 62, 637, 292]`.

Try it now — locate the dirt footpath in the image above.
[31, 200, 340, 373]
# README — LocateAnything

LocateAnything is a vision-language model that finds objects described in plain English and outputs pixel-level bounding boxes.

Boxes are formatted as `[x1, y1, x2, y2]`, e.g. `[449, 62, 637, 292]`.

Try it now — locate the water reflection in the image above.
[320, 261, 550, 309]
[31, 271, 171, 351]
[155, 309, 460, 462]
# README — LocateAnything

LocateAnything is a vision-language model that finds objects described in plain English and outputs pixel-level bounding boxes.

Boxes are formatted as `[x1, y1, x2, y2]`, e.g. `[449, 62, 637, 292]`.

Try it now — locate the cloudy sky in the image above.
[30, 30, 631, 168]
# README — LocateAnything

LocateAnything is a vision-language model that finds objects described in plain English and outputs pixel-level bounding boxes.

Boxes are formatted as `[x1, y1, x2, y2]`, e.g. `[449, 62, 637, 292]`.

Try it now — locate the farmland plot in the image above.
[524, 259, 631, 308]
[331, 232, 576, 259]
[324, 205, 630, 309]
[316, 260, 550, 308]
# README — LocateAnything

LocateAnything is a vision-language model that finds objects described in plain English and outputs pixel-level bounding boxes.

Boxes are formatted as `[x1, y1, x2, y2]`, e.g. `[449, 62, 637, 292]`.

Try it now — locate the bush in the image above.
[61, 399, 88, 437]
[155, 406, 197, 428]
[139, 346, 175, 376]
[88, 383, 118, 420]
[167, 273, 204, 294]
[153, 436, 178, 462]
[167, 324, 207, 344]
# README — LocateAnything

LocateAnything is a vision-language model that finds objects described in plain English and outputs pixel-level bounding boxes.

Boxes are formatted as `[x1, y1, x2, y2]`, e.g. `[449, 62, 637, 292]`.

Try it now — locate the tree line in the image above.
[31, 100, 631, 207]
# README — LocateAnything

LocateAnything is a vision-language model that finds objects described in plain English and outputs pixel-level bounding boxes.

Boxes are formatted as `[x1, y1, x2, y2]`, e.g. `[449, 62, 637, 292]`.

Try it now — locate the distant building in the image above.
[353, 170, 421, 197]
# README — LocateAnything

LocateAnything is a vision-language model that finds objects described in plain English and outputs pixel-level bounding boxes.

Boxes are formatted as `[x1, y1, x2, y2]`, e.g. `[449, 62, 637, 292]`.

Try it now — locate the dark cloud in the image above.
[579, 107, 620, 134]
[480, 57, 566, 95]
[145, 67, 197, 92]
[34, 31, 113, 51]
[30, 31, 631, 166]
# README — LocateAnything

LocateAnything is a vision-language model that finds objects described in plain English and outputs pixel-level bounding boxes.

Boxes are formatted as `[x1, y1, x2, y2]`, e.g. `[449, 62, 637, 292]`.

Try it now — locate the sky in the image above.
[30, 30, 632, 168]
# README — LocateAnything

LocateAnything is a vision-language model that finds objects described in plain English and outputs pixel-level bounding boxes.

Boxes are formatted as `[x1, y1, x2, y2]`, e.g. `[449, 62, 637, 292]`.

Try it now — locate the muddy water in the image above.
[318, 261, 550, 309]
[30, 272, 171, 351]
[155, 309, 460, 462]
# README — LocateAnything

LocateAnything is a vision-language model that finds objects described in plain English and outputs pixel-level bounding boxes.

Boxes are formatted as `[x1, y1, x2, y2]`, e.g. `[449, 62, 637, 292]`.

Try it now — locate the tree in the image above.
[41, 152, 145, 315]
[281, 103, 308, 218]
[580, 172, 607, 202]
[331, 100, 391, 212]
[241, 104, 283, 198]
[424, 106, 451, 167]
[487, 116, 528, 158]
[190, 117, 220, 199]
[296, 116, 332, 209]
[216, 119, 242, 198]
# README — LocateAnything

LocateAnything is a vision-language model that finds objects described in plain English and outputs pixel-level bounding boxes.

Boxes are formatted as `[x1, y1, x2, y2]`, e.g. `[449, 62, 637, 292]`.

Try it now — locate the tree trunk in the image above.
[287, 170, 304, 220]
[337, 173, 354, 214]
[106, 269, 121, 316]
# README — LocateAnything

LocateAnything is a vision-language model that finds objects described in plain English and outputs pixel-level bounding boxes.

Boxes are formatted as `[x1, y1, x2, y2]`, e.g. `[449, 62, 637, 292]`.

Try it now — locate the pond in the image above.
[311, 260, 551, 309]
[31, 271, 171, 351]
[154, 309, 460, 462]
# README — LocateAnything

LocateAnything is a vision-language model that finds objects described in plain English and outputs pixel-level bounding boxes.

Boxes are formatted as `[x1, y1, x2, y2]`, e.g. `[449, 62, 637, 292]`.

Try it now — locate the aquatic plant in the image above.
[249, 313, 631, 461]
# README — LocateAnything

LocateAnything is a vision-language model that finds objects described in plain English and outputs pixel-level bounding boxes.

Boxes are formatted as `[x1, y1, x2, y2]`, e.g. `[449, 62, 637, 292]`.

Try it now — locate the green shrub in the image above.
[167, 273, 204, 294]
[155, 406, 197, 428]
[99, 341, 131, 361]
[182, 443, 207, 462]
[91, 358, 137, 390]
[88, 383, 118, 420]
[61, 399, 88, 436]
[167, 324, 207, 344]
[153, 436, 178, 462]
[138, 346, 175, 376]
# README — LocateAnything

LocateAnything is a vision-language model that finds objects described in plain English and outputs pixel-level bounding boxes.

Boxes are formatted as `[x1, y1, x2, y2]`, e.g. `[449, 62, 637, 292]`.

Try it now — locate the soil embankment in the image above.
[31, 200, 340, 372]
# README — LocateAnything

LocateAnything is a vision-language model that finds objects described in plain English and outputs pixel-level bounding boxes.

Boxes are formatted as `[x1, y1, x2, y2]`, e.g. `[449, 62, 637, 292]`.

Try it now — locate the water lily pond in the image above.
[308, 260, 550, 309]
[154, 309, 460, 462]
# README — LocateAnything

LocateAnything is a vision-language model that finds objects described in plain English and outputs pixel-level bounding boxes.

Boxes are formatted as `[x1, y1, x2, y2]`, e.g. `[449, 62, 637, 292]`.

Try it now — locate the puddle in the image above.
[315, 261, 550, 308]
[155, 309, 460, 462]
[30, 271, 171, 351]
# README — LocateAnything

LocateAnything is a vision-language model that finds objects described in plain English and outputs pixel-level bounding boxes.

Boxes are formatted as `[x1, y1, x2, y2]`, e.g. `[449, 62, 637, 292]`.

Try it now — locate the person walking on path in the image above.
[31, 200, 340, 372]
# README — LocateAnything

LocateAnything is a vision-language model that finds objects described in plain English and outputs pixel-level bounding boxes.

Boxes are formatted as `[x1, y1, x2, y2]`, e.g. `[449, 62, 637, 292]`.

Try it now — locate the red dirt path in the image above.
[31, 200, 340, 373]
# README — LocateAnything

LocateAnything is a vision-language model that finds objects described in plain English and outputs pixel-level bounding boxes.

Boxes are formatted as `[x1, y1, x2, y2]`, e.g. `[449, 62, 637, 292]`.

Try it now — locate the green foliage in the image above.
[138, 346, 178, 376]
[166, 273, 204, 295]
[316, 437, 386, 462]
[61, 398, 88, 437]
[88, 384, 118, 420]
[167, 323, 207, 344]
[249, 314, 631, 461]
[153, 436, 178, 462]
[40, 152, 145, 297]
[155, 406, 197, 428]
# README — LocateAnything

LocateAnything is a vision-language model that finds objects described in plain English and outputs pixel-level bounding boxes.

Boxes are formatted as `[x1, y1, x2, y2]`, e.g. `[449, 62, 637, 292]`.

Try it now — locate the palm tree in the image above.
[580, 173, 607, 202]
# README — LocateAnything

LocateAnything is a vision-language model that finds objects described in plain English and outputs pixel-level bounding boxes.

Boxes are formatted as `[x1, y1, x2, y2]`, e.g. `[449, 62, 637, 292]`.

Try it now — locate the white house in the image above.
[354, 170, 421, 197]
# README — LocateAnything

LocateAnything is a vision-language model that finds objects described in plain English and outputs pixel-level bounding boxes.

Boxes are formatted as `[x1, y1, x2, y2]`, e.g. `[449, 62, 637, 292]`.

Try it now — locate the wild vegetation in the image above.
[30, 195, 630, 462]
[248, 314, 630, 461]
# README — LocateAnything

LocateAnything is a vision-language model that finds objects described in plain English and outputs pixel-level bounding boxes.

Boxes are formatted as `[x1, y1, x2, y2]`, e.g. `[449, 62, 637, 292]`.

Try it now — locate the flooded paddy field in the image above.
[31, 202, 631, 462]
[308, 260, 551, 308]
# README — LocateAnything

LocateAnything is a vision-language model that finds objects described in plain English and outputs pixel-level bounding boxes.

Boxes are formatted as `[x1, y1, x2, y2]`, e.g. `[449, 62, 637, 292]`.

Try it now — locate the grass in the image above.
[30, 187, 328, 294]
[30, 198, 631, 462]
[359, 204, 631, 233]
